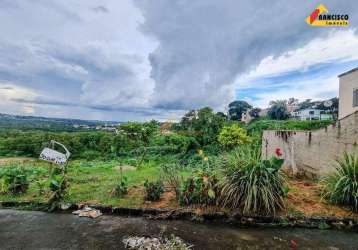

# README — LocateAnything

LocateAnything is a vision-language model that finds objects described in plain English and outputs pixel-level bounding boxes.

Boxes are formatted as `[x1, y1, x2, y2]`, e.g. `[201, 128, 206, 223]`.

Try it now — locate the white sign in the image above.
[39, 140, 71, 165]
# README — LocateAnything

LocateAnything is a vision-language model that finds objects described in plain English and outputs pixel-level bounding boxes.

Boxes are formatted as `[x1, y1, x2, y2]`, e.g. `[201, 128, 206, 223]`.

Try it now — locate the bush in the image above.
[245, 119, 332, 135]
[144, 179, 165, 201]
[322, 153, 358, 211]
[220, 145, 286, 215]
[112, 167, 128, 197]
[0, 166, 29, 194]
[179, 170, 220, 206]
[160, 164, 183, 197]
[218, 124, 252, 148]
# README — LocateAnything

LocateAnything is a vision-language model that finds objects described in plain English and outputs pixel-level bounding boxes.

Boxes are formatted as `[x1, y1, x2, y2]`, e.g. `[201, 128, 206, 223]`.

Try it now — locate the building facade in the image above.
[338, 67, 358, 119]
[290, 108, 332, 121]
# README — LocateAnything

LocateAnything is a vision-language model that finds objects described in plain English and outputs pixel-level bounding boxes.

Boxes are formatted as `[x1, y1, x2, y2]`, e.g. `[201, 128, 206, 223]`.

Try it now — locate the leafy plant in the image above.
[322, 152, 358, 211]
[144, 179, 165, 201]
[0, 166, 29, 194]
[47, 173, 68, 211]
[179, 170, 220, 206]
[112, 167, 128, 197]
[218, 124, 252, 148]
[220, 145, 286, 215]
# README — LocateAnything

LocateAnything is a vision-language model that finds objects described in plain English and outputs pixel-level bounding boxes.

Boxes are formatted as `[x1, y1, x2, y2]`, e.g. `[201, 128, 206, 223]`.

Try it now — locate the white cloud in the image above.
[235, 29, 358, 86]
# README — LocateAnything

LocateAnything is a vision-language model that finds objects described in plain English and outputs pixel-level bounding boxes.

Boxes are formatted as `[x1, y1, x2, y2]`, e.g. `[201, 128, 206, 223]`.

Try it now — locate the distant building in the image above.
[241, 110, 252, 124]
[291, 108, 332, 121]
[338, 67, 358, 119]
[241, 108, 268, 124]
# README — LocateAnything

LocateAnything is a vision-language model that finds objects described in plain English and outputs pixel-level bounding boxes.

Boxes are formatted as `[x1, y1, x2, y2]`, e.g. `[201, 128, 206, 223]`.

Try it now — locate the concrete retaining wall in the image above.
[262, 112, 358, 178]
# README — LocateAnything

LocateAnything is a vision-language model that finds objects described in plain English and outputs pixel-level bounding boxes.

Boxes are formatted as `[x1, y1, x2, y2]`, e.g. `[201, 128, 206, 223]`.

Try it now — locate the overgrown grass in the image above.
[322, 153, 358, 212]
[0, 157, 191, 207]
[245, 119, 333, 135]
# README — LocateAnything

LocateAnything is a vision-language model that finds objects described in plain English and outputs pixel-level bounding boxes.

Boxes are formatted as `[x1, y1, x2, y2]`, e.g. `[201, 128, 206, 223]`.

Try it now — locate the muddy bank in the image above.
[1, 209, 358, 250]
[1, 201, 358, 231]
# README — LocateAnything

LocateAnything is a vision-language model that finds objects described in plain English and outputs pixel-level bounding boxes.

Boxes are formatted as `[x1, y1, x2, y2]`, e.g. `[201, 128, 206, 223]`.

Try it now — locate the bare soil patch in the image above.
[284, 178, 358, 218]
[0, 157, 34, 166]
[114, 165, 136, 172]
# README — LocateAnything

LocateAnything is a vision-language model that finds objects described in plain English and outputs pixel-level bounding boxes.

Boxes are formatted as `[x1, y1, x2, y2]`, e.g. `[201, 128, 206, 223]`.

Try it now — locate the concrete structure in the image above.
[290, 108, 332, 121]
[241, 108, 268, 124]
[262, 111, 358, 178]
[338, 67, 358, 119]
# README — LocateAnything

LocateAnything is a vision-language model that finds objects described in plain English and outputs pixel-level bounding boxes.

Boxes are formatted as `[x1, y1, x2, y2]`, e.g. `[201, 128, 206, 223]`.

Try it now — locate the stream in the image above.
[0, 209, 357, 249]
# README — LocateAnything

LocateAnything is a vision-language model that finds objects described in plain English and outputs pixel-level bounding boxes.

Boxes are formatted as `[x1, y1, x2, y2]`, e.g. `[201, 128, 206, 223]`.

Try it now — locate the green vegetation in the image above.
[0, 104, 353, 216]
[322, 153, 358, 212]
[218, 123, 252, 148]
[179, 169, 220, 206]
[220, 145, 286, 215]
[267, 100, 289, 120]
[245, 119, 333, 135]
[144, 179, 164, 201]
[0, 165, 29, 194]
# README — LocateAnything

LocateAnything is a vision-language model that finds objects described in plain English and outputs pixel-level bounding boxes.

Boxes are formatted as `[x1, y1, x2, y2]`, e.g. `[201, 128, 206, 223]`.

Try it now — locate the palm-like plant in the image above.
[322, 153, 358, 211]
[220, 145, 286, 215]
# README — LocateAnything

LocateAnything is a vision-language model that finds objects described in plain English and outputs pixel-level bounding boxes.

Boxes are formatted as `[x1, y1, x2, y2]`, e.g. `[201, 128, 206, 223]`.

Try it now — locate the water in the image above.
[0, 209, 357, 249]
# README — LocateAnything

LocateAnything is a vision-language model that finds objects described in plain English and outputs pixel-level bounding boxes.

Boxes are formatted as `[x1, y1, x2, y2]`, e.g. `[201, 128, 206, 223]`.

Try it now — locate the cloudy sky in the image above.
[0, 1, 358, 121]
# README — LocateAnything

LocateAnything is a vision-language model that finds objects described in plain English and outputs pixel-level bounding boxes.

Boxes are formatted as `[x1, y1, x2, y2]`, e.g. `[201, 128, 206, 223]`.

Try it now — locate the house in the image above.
[241, 108, 268, 124]
[338, 67, 358, 119]
[291, 108, 332, 121]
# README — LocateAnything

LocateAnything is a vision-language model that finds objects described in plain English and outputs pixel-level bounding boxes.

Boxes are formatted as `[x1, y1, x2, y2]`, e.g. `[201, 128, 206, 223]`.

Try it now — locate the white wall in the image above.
[339, 69, 358, 119]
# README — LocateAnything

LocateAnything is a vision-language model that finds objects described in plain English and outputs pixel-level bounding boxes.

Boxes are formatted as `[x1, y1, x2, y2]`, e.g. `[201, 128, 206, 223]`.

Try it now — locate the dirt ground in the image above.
[142, 178, 358, 218]
[0, 157, 34, 166]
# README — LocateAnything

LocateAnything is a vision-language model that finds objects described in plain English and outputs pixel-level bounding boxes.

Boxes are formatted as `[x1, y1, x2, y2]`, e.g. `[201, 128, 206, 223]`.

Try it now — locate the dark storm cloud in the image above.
[1, 0, 358, 121]
[135, 0, 358, 110]
[11, 97, 163, 116]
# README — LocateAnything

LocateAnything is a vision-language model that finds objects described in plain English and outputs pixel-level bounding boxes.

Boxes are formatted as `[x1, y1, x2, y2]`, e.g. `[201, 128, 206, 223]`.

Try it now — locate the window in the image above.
[353, 88, 358, 107]
[309, 111, 314, 115]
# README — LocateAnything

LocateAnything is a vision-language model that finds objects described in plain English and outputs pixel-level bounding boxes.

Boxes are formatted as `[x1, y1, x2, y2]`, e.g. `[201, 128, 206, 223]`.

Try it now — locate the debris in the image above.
[72, 206, 102, 219]
[123, 235, 193, 250]
[290, 239, 297, 249]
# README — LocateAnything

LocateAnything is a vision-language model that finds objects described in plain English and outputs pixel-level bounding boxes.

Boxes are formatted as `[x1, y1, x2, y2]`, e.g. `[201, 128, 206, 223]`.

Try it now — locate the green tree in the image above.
[228, 100, 252, 121]
[268, 100, 289, 120]
[176, 107, 226, 145]
[218, 124, 252, 148]
[249, 108, 261, 119]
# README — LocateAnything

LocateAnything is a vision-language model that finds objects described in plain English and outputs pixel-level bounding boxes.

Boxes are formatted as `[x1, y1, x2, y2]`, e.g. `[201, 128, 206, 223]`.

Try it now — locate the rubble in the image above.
[123, 235, 193, 250]
[72, 206, 102, 219]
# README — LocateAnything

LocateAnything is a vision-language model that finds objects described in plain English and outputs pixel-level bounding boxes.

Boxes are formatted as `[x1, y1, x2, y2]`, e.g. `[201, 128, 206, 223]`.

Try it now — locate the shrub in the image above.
[160, 164, 183, 197]
[48, 173, 69, 211]
[179, 170, 220, 206]
[112, 167, 128, 197]
[0, 166, 29, 194]
[144, 179, 165, 201]
[322, 153, 358, 211]
[218, 124, 252, 148]
[220, 145, 286, 215]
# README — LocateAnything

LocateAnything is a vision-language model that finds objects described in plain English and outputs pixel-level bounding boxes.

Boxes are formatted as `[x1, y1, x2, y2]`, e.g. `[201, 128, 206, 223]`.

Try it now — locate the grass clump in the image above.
[220, 145, 286, 215]
[0, 165, 29, 194]
[144, 179, 164, 201]
[179, 169, 220, 206]
[322, 152, 358, 212]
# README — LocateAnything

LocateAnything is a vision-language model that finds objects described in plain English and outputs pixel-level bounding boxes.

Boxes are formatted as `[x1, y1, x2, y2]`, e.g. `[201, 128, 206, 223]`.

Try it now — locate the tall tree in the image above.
[228, 100, 252, 121]
[268, 100, 289, 120]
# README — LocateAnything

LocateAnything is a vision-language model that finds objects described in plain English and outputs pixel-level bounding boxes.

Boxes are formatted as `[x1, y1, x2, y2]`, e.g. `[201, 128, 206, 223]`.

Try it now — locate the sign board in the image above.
[39, 140, 70, 165]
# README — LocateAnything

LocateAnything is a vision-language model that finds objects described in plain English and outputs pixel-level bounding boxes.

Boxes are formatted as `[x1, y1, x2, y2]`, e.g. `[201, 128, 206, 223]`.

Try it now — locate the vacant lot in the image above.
[0, 157, 357, 219]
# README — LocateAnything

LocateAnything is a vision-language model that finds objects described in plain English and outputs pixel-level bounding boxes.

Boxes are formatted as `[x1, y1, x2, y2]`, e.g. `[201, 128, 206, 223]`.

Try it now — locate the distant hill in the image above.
[0, 113, 120, 131]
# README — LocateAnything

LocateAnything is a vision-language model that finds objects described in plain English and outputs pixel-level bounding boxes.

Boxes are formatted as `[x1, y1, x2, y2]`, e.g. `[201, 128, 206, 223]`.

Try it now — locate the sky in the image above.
[0, 1, 358, 121]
